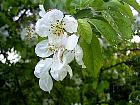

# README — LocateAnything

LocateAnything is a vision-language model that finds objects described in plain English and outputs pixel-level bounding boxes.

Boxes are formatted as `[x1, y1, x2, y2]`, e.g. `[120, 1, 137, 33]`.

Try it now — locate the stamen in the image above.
[51, 21, 65, 36]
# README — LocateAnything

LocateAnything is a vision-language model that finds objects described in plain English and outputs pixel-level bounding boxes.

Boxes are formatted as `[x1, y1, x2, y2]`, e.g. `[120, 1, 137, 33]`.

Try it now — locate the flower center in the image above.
[48, 44, 57, 52]
[51, 21, 65, 36]
[26, 27, 35, 39]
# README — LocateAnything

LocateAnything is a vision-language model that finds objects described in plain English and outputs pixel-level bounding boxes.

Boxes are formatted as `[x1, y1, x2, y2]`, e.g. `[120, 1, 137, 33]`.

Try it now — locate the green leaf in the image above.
[118, 2, 134, 21]
[104, 0, 134, 21]
[75, 9, 94, 19]
[92, 33, 103, 78]
[80, 38, 94, 75]
[78, 19, 92, 44]
[55, 0, 66, 10]
[103, 0, 133, 40]
[112, 70, 118, 79]
[39, 0, 45, 4]
[102, 10, 121, 37]
[92, 80, 98, 90]
[0, 12, 10, 27]
[89, 19, 120, 45]
[2, 1, 9, 11]
[80, 34, 103, 78]
[101, 104, 108, 105]
[129, 90, 140, 100]
[89, 0, 104, 10]
[65, 0, 72, 8]
[123, 0, 140, 14]
[44, 0, 55, 10]
[96, 80, 109, 93]
[108, 10, 132, 40]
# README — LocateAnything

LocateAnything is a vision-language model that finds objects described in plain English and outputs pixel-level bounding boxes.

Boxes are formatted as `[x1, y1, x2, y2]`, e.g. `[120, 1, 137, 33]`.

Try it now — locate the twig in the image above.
[101, 61, 127, 71]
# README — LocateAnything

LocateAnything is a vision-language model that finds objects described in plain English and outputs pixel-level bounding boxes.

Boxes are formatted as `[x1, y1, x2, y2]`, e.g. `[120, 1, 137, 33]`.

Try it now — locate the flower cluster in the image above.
[34, 5, 85, 92]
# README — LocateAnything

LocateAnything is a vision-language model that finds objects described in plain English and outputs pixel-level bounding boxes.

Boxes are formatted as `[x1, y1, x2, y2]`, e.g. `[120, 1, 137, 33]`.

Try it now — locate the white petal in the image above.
[39, 5, 46, 17]
[131, 35, 140, 43]
[35, 40, 53, 57]
[44, 9, 64, 22]
[34, 59, 45, 78]
[48, 32, 68, 48]
[39, 72, 53, 92]
[63, 15, 78, 33]
[63, 50, 75, 64]
[65, 34, 79, 50]
[57, 48, 65, 62]
[50, 54, 67, 81]
[34, 58, 53, 78]
[50, 65, 67, 81]
[65, 65, 73, 78]
[61, 32, 68, 46]
[35, 18, 51, 37]
[51, 58, 64, 72]
[75, 45, 86, 68]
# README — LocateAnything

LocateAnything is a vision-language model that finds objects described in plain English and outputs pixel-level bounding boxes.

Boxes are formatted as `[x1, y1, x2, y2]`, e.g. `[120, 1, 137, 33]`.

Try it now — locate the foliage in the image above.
[0, 0, 140, 105]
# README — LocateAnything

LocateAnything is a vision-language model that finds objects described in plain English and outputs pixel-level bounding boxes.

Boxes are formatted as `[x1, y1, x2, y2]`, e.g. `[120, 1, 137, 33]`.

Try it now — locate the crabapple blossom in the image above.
[34, 5, 85, 92]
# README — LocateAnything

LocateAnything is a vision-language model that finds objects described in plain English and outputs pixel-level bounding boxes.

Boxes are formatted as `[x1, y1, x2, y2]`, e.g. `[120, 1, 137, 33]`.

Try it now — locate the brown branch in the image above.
[101, 59, 134, 72]
[119, 48, 140, 52]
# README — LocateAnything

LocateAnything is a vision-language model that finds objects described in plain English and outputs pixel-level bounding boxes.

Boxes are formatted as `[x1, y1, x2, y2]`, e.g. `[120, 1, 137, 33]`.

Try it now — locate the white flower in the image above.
[35, 5, 78, 40]
[34, 5, 86, 92]
[74, 45, 86, 68]
[39, 5, 46, 17]
[35, 34, 79, 58]
[50, 59, 73, 81]
[62, 45, 86, 68]
[50, 49, 73, 81]
[34, 44, 85, 92]
[0, 25, 9, 38]
[34, 52, 73, 92]
[131, 35, 140, 43]
[35, 39, 57, 58]
[34, 58, 53, 92]
[65, 34, 79, 50]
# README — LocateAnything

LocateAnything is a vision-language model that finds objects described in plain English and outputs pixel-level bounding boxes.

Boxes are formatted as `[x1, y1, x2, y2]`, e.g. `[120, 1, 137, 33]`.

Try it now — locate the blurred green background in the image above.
[0, 0, 140, 105]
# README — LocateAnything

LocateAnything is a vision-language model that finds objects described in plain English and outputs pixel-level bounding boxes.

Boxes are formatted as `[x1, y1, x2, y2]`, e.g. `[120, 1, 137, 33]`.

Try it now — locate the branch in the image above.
[118, 48, 140, 52]
[101, 59, 133, 72]
[101, 49, 140, 72]
[101, 61, 126, 71]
